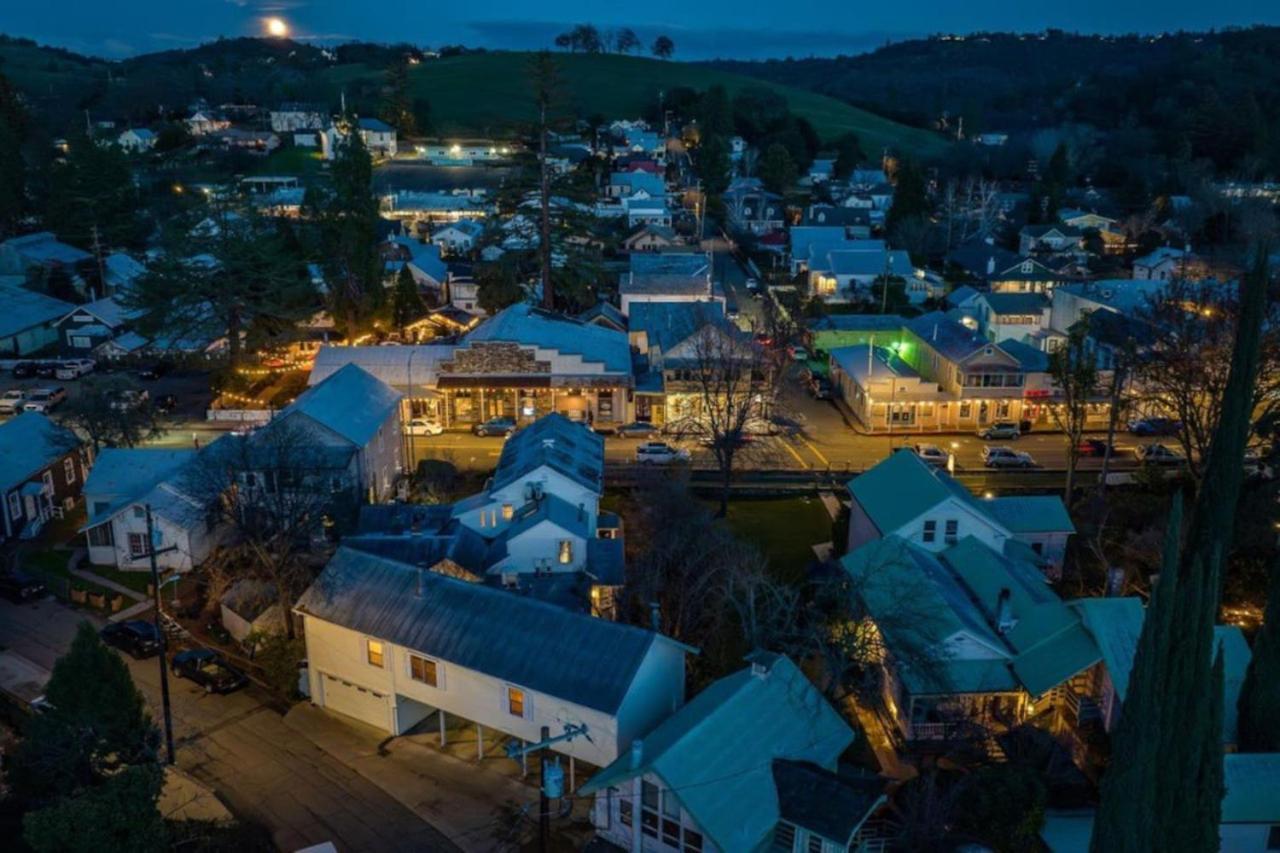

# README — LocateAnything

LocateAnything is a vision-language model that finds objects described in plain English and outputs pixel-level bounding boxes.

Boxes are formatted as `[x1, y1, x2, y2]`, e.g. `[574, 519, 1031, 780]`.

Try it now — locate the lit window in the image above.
[558, 540, 573, 564]
[409, 655, 437, 686]
[502, 503, 514, 520]
[506, 686, 525, 717]
[366, 639, 384, 668]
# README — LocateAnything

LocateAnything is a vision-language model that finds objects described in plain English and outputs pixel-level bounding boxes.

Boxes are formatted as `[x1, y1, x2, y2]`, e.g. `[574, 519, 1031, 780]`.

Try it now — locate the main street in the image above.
[0, 596, 458, 853]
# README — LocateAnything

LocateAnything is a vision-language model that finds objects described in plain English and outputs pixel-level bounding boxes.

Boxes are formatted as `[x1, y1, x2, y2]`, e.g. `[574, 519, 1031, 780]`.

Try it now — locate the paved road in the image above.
[0, 597, 458, 853]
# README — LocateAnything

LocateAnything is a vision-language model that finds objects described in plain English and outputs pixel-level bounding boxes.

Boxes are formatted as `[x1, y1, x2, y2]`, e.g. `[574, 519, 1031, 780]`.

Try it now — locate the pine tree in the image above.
[316, 125, 383, 337]
[759, 143, 798, 195]
[1237, 553, 1280, 750]
[1090, 250, 1269, 853]
[390, 264, 425, 335]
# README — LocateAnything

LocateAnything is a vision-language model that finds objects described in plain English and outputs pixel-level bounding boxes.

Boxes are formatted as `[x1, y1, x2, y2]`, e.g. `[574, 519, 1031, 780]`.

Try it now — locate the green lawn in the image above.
[717, 496, 834, 581]
[251, 146, 327, 177]
[321, 52, 948, 156]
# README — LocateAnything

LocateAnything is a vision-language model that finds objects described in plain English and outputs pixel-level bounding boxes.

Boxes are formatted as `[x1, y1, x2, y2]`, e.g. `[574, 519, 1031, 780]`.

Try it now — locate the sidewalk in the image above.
[285, 704, 534, 852]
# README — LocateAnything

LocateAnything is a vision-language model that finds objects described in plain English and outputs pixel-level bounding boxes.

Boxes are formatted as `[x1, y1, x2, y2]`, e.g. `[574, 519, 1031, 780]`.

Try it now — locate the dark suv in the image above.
[0, 570, 47, 603]
[101, 620, 163, 659]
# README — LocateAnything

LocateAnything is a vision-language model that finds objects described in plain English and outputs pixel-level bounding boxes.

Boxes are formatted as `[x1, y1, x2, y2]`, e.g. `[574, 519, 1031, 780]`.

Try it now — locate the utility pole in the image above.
[506, 722, 590, 852]
[145, 504, 177, 765]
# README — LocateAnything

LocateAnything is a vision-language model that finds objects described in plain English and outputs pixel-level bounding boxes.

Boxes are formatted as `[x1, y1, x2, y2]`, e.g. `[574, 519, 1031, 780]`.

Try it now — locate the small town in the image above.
[0, 4, 1277, 853]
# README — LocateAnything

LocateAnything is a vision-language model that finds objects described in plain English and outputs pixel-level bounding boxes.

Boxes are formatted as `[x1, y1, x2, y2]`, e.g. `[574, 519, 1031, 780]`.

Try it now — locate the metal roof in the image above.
[308, 344, 457, 389]
[464, 303, 632, 374]
[1222, 753, 1280, 824]
[580, 654, 853, 852]
[0, 414, 78, 492]
[490, 412, 604, 496]
[296, 547, 673, 714]
[287, 363, 402, 447]
[0, 282, 77, 339]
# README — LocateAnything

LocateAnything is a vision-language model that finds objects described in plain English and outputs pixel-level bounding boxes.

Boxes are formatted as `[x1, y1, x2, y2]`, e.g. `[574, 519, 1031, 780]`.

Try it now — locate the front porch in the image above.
[435, 382, 631, 429]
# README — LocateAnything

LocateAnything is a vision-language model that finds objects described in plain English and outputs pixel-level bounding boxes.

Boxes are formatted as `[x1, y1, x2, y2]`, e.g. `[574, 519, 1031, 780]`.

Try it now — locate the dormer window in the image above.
[558, 540, 573, 564]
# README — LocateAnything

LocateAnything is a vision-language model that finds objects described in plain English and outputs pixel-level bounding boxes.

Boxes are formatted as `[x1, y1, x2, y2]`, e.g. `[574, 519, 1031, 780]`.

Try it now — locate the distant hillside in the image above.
[707, 27, 1280, 176]
[0, 36, 946, 157]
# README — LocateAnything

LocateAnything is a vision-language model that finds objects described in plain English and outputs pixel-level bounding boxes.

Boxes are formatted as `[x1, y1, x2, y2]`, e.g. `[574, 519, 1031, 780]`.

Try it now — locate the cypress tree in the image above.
[1091, 249, 1269, 852]
[1238, 553, 1280, 750]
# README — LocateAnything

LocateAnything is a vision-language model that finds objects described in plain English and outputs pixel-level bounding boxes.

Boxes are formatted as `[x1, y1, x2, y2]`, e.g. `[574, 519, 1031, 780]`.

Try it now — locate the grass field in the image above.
[717, 496, 834, 582]
[322, 52, 947, 156]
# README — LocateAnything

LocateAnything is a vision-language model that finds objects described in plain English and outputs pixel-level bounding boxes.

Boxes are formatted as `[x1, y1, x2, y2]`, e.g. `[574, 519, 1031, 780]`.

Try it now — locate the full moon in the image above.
[265, 17, 289, 37]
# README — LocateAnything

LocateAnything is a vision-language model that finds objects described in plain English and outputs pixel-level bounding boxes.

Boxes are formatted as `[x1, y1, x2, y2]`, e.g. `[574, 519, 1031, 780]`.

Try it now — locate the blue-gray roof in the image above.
[982, 292, 1049, 315]
[983, 495, 1075, 534]
[286, 363, 403, 447]
[464, 303, 632, 374]
[907, 311, 993, 362]
[1, 231, 92, 266]
[296, 547, 675, 714]
[358, 117, 394, 133]
[628, 301, 730, 356]
[809, 314, 906, 333]
[629, 252, 709, 278]
[999, 339, 1051, 371]
[0, 282, 77, 338]
[82, 448, 197, 522]
[610, 172, 666, 196]
[0, 414, 78, 491]
[581, 654, 853, 852]
[491, 412, 604, 495]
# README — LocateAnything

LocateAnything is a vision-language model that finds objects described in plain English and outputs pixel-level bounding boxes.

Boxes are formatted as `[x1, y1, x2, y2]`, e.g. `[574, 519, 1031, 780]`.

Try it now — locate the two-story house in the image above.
[846, 449, 1074, 574]
[55, 295, 143, 354]
[296, 546, 692, 773]
[580, 653, 886, 853]
[972, 291, 1051, 344]
[619, 252, 721, 316]
[1019, 223, 1084, 255]
[0, 414, 87, 541]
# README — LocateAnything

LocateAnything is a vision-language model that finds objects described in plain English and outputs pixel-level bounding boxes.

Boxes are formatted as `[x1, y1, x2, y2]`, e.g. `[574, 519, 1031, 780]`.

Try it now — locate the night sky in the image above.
[4, 0, 1280, 60]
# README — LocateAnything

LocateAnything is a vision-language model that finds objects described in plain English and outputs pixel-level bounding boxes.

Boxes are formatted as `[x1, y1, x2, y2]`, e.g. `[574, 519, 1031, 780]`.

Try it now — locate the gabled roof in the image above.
[847, 449, 984, 535]
[0, 282, 78, 338]
[1, 231, 92, 265]
[999, 339, 1051, 371]
[490, 413, 604, 496]
[295, 547, 678, 714]
[82, 448, 197, 521]
[286, 363, 403, 447]
[577, 299, 627, 331]
[907, 311, 997, 362]
[1133, 246, 1186, 268]
[981, 292, 1050, 315]
[0, 414, 79, 491]
[308, 345, 457, 389]
[58, 295, 141, 330]
[983, 495, 1075, 534]
[772, 761, 885, 845]
[357, 117, 394, 133]
[464, 303, 632, 374]
[628, 301, 730, 355]
[580, 654, 853, 852]
[789, 226, 850, 260]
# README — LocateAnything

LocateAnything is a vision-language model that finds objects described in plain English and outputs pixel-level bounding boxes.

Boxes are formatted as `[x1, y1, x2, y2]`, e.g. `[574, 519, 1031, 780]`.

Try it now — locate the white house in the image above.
[619, 252, 718, 316]
[357, 118, 397, 158]
[81, 446, 228, 573]
[430, 220, 484, 255]
[806, 240, 916, 304]
[846, 449, 1074, 574]
[1019, 223, 1084, 255]
[117, 128, 156, 153]
[580, 653, 885, 853]
[270, 103, 327, 133]
[972, 291, 1051, 344]
[296, 545, 691, 772]
[1132, 246, 1188, 280]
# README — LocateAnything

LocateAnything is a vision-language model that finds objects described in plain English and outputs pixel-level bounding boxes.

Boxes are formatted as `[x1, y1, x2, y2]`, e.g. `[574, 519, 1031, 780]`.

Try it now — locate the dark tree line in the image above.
[553, 24, 674, 58]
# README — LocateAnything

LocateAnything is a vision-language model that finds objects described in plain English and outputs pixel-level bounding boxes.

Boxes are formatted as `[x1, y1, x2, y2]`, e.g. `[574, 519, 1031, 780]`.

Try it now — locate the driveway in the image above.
[0, 596, 459, 853]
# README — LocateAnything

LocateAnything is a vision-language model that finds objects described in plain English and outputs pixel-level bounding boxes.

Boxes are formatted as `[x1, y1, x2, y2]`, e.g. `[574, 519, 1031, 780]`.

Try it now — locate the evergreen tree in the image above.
[314, 126, 383, 337]
[379, 58, 416, 135]
[389, 264, 426, 335]
[698, 85, 734, 138]
[1090, 250, 1269, 853]
[694, 135, 732, 199]
[24, 765, 166, 853]
[45, 133, 146, 249]
[884, 158, 929, 241]
[475, 259, 525, 316]
[759, 143, 798, 195]
[1238, 553, 1280, 750]
[832, 132, 865, 180]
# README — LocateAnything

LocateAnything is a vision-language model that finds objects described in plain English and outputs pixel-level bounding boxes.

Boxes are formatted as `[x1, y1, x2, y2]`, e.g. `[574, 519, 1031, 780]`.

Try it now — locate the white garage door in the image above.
[319, 673, 391, 731]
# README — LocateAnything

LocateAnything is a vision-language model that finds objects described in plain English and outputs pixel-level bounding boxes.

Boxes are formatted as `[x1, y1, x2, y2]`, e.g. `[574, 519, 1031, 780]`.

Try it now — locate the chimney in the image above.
[995, 588, 1015, 634]
[631, 738, 644, 769]
[649, 601, 661, 632]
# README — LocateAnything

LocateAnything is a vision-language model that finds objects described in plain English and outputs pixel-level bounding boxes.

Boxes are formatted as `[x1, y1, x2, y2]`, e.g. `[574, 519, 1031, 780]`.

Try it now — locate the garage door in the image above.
[319, 673, 391, 731]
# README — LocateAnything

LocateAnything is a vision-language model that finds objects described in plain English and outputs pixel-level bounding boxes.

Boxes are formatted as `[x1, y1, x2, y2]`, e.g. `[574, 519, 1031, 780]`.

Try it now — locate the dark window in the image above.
[619, 797, 633, 827]
[684, 830, 704, 852]
[773, 822, 797, 851]
[922, 520, 936, 543]
[1267, 825, 1280, 850]
[807, 835, 823, 853]
[945, 519, 959, 544]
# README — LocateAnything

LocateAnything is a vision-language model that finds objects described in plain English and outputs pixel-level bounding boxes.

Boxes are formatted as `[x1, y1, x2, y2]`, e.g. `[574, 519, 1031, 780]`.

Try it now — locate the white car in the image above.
[0, 389, 27, 415]
[636, 441, 690, 465]
[54, 359, 95, 380]
[982, 445, 1035, 468]
[22, 387, 67, 413]
[406, 418, 444, 436]
[1134, 443, 1185, 465]
[913, 444, 950, 467]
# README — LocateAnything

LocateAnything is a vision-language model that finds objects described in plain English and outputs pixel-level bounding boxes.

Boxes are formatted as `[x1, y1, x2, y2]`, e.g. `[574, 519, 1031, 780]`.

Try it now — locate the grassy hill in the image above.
[322, 51, 946, 156]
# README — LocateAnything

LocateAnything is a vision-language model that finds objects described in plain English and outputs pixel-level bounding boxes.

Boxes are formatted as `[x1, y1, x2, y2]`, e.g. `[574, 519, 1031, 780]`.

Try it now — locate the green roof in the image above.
[1222, 753, 1280, 823]
[847, 450, 976, 535]
[580, 653, 853, 853]
[984, 496, 1076, 534]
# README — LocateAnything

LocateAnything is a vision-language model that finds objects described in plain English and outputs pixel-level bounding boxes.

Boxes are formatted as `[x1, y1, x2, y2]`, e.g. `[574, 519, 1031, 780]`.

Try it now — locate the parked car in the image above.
[807, 375, 833, 400]
[34, 361, 61, 379]
[0, 570, 47, 603]
[136, 361, 173, 380]
[1135, 443, 1185, 465]
[0, 389, 27, 415]
[614, 421, 661, 439]
[982, 445, 1035, 468]
[22, 387, 67, 413]
[636, 441, 690, 465]
[54, 359, 95, 380]
[977, 422, 1021, 441]
[1076, 438, 1115, 458]
[914, 444, 950, 467]
[100, 620, 162, 659]
[1128, 417, 1181, 437]
[11, 361, 37, 379]
[171, 649, 249, 694]
[472, 417, 517, 437]
[406, 417, 444, 436]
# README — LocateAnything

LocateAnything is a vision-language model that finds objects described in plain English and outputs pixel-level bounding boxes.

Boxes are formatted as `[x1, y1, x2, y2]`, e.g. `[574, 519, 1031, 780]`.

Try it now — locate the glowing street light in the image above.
[265, 17, 289, 37]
